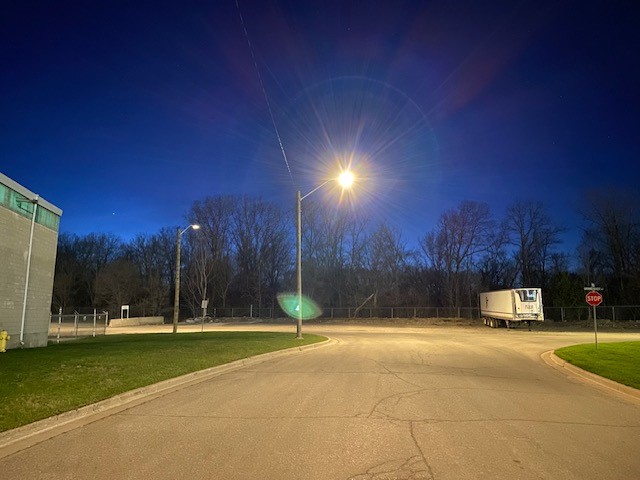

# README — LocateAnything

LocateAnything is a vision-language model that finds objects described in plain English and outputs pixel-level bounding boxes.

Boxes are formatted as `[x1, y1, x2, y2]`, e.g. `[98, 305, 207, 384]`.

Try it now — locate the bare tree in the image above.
[187, 196, 236, 307]
[183, 234, 216, 318]
[421, 201, 493, 308]
[94, 258, 141, 313]
[400, 249, 442, 308]
[367, 222, 407, 306]
[52, 233, 80, 312]
[478, 225, 516, 291]
[259, 225, 292, 308]
[503, 201, 563, 288]
[301, 201, 347, 306]
[61, 233, 123, 308]
[231, 196, 290, 309]
[578, 189, 640, 303]
[127, 228, 175, 316]
[343, 213, 370, 308]
[548, 252, 584, 308]
[301, 202, 370, 308]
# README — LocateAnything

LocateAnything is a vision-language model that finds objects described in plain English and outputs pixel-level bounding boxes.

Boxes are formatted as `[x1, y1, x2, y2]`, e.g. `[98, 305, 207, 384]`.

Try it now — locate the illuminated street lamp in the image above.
[296, 171, 354, 339]
[338, 171, 354, 189]
[173, 224, 200, 334]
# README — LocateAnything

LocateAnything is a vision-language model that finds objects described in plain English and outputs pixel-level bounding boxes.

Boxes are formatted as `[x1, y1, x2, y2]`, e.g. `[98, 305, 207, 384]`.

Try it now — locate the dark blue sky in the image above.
[2, 1, 639, 252]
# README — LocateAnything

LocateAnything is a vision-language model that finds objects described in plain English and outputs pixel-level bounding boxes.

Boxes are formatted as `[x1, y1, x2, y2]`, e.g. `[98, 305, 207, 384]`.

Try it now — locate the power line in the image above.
[235, 0, 295, 186]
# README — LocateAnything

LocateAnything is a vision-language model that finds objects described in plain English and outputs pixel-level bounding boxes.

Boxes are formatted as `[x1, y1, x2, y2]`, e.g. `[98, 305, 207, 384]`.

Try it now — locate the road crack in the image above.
[347, 454, 432, 479]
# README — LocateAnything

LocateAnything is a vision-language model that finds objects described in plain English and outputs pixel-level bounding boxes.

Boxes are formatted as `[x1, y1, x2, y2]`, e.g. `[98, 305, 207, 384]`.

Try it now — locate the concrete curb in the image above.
[541, 350, 640, 405]
[0, 338, 335, 457]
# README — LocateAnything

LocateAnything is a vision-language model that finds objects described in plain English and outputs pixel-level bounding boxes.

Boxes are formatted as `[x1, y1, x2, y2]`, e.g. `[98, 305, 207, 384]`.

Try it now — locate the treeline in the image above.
[52, 189, 640, 319]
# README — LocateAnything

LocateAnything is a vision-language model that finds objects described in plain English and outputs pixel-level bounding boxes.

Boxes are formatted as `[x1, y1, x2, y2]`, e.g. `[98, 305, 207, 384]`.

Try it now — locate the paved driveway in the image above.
[3, 325, 640, 479]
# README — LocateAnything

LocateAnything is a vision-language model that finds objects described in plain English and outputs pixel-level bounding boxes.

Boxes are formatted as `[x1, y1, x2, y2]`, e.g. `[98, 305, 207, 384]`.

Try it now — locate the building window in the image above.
[0, 183, 8, 207]
[36, 207, 60, 231]
[9, 189, 34, 218]
[0, 182, 60, 232]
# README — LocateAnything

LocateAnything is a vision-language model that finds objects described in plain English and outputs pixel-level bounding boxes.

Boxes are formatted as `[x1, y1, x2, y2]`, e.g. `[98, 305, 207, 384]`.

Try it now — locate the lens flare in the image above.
[277, 293, 323, 320]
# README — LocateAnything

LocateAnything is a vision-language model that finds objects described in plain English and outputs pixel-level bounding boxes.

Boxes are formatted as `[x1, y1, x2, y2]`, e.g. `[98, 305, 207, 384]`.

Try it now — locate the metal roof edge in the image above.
[0, 172, 63, 216]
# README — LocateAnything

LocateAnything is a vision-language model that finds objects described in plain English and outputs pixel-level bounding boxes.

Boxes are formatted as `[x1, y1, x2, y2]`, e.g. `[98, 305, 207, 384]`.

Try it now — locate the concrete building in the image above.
[0, 172, 62, 349]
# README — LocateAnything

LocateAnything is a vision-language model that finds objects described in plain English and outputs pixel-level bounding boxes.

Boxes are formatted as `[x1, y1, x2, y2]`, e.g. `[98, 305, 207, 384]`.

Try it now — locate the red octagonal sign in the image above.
[586, 291, 603, 307]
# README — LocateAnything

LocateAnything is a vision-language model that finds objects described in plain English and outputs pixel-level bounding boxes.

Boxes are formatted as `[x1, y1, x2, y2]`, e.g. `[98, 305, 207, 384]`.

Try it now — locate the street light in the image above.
[296, 171, 354, 339]
[173, 224, 200, 334]
[16, 195, 39, 346]
[338, 171, 354, 188]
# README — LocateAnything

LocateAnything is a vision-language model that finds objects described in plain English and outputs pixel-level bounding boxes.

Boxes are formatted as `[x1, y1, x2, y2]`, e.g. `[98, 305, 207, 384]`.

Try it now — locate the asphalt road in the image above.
[3, 325, 640, 479]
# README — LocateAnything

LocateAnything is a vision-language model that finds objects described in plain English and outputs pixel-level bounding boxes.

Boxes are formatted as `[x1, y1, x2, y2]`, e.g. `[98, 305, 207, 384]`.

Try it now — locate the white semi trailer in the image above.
[479, 288, 544, 329]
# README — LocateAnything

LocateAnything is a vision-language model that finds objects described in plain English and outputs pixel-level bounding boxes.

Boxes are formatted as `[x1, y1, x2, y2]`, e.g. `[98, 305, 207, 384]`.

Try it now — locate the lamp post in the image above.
[296, 171, 354, 339]
[173, 224, 200, 334]
[17, 195, 39, 346]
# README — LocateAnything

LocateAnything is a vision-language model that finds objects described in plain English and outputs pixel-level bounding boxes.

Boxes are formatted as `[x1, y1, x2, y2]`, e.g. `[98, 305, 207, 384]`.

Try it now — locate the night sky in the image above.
[2, 1, 639, 253]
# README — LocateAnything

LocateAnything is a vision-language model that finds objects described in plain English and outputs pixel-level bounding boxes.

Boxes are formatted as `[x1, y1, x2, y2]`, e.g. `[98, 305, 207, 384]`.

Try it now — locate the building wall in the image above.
[0, 173, 61, 349]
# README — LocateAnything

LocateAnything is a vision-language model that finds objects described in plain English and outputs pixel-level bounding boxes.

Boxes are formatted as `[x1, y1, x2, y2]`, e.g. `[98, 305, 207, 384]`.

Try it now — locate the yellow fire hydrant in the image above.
[0, 329, 10, 353]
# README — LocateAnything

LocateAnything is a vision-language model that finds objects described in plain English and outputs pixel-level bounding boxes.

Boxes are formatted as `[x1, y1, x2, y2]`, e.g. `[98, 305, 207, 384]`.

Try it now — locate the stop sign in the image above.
[586, 291, 603, 307]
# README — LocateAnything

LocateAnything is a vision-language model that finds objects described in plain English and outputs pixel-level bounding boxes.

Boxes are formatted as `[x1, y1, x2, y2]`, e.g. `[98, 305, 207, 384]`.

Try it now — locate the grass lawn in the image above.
[555, 341, 640, 390]
[0, 331, 325, 433]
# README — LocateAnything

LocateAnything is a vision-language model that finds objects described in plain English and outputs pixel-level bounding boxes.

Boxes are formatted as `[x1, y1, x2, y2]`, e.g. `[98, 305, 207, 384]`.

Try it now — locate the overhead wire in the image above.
[234, 0, 295, 187]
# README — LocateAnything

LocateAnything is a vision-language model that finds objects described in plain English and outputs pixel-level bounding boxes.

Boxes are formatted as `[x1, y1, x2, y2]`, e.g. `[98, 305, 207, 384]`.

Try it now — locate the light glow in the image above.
[338, 170, 355, 189]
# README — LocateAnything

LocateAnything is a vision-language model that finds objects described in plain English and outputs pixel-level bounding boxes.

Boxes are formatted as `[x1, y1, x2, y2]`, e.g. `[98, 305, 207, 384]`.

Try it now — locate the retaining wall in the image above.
[109, 316, 164, 327]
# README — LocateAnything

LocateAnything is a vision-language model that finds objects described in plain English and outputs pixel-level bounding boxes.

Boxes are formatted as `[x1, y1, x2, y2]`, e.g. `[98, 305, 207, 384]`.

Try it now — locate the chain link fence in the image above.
[192, 306, 483, 320]
[51, 304, 640, 335]
[543, 305, 640, 322]
[212, 305, 639, 322]
[48, 310, 109, 342]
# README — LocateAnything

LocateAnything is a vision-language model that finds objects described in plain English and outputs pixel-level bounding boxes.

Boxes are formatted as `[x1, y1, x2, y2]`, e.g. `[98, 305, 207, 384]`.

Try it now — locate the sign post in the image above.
[584, 284, 603, 349]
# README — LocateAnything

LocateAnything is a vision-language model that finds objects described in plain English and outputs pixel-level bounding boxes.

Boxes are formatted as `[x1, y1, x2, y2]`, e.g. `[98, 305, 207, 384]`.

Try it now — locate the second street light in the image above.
[173, 223, 200, 334]
[296, 170, 354, 339]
